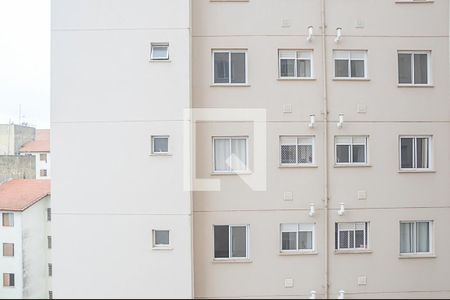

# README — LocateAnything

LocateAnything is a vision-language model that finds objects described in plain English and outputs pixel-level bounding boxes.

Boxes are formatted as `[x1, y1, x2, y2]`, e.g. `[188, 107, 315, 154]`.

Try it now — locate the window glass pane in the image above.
[214, 52, 230, 83]
[151, 46, 168, 59]
[352, 145, 366, 163]
[400, 223, 414, 253]
[401, 138, 414, 168]
[280, 59, 295, 77]
[416, 138, 429, 169]
[297, 59, 311, 77]
[355, 230, 365, 248]
[214, 226, 229, 258]
[154, 230, 169, 245]
[281, 232, 297, 250]
[3, 243, 14, 257]
[298, 145, 313, 164]
[231, 139, 247, 171]
[398, 54, 412, 84]
[153, 137, 168, 153]
[299, 231, 313, 250]
[214, 139, 231, 172]
[2, 213, 13, 227]
[336, 145, 350, 163]
[335, 60, 349, 77]
[281, 145, 297, 164]
[414, 54, 428, 84]
[339, 231, 349, 249]
[350, 60, 365, 78]
[416, 222, 430, 253]
[335, 136, 352, 144]
[231, 53, 246, 83]
[231, 226, 247, 258]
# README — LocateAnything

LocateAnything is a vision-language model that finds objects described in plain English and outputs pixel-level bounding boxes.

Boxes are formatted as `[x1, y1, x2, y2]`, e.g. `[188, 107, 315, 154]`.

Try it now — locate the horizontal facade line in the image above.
[52, 27, 190, 32]
[194, 206, 450, 213]
[192, 34, 449, 38]
[53, 212, 192, 216]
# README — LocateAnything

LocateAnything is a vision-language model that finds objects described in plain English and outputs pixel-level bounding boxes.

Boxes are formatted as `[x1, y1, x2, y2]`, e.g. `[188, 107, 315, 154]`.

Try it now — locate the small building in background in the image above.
[0, 125, 35, 156]
[0, 179, 51, 299]
[20, 130, 51, 180]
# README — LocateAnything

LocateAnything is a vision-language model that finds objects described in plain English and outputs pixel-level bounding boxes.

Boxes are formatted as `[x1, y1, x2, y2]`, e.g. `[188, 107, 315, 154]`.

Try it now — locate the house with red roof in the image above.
[20, 129, 51, 180]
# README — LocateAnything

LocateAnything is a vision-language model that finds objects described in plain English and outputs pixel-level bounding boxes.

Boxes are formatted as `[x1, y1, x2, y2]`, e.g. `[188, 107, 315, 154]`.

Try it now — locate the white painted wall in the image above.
[33, 153, 51, 180]
[51, 0, 193, 298]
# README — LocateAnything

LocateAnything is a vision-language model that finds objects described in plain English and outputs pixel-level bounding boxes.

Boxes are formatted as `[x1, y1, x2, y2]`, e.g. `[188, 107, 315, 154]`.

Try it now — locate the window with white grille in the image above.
[214, 225, 249, 259]
[400, 136, 431, 170]
[279, 50, 313, 78]
[213, 137, 248, 173]
[334, 50, 368, 79]
[280, 136, 314, 165]
[398, 51, 431, 85]
[400, 221, 432, 255]
[335, 136, 368, 165]
[281, 224, 315, 252]
[336, 222, 369, 250]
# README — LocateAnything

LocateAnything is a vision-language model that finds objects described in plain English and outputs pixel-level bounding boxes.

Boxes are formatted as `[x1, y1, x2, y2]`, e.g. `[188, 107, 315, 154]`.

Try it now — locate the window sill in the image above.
[277, 77, 316, 81]
[149, 153, 173, 157]
[335, 249, 372, 255]
[334, 164, 371, 168]
[149, 59, 171, 63]
[152, 246, 174, 251]
[398, 169, 435, 173]
[212, 258, 252, 264]
[399, 254, 436, 259]
[279, 251, 318, 256]
[211, 171, 252, 176]
[210, 83, 250, 87]
[398, 84, 434, 88]
[279, 164, 318, 168]
[333, 78, 370, 82]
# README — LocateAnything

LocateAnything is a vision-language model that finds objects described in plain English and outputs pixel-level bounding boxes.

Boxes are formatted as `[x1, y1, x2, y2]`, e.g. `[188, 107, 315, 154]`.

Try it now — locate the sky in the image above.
[0, 0, 50, 129]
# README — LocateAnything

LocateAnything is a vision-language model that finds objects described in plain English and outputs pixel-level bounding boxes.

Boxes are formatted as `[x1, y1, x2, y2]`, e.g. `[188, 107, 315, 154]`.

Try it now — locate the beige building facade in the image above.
[52, 0, 450, 299]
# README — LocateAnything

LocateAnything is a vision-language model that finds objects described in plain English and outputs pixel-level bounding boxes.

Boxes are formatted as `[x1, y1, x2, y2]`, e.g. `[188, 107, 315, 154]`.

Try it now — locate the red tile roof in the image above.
[0, 180, 51, 211]
[20, 129, 50, 153]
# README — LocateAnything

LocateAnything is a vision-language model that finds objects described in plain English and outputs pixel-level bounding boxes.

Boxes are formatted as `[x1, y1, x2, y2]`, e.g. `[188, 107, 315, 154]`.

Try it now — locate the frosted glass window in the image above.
[151, 44, 169, 60]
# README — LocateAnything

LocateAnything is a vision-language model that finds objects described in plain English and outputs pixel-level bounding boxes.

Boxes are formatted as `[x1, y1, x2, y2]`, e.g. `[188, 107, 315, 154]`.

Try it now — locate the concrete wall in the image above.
[21, 197, 50, 299]
[0, 156, 36, 184]
[0, 125, 35, 155]
[0, 212, 24, 299]
[51, 0, 193, 298]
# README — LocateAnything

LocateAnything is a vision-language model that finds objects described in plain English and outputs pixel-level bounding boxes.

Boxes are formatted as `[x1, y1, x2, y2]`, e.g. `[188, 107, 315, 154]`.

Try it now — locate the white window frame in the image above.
[400, 221, 433, 256]
[399, 136, 432, 171]
[278, 49, 314, 79]
[333, 50, 368, 79]
[212, 49, 248, 85]
[335, 136, 368, 165]
[280, 223, 315, 253]
[336, 222, 370, 251]
[213, 224, 250, 260]
[150, 43, 170, 61]
[397, 51, 432, 86]
[151, 135, 170, 155]
[279, 136, 315, 166]
[152, 229, 172, 249]
[212, 136, 249, 173]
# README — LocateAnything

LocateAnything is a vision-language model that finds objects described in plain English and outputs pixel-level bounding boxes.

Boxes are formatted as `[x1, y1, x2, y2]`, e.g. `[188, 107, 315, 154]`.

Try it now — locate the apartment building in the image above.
[52, 0, 450, 299]
[0, 180, 51, 299]
[20, 129, 51, 180]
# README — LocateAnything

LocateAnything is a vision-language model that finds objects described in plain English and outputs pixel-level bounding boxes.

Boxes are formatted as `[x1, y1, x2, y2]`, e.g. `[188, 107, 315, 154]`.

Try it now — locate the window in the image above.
[281, 224, 315, 252]
[47, 208, 51, 222]
[48, 263, 53, 277]
[49, 291, 53, 299]
[336, 222, 369, 250]
[150, 43, 169, 60]
[400, 221, 432, 255]
[213, 50, 247, 84]
[398, 51, 431, 85]
[152, 230, 170, 248]
[214, 225, 249, 259]
[40, 153, 47, 162]
[48, 236, 52, 249]
[213, 137, 248, 173]
[400, 136, 431, 170]
[3, 273, 14, 287]
[335, 136, 368, 165]
[3, 243, 14, 257]
[2, 213, 14, 227]
[334, 50, 367, 79]
[280, 136, 314, 165]
[151, 136, 169, 154]
[279, 50, 313, 78]
[40, 169, 48, 177]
